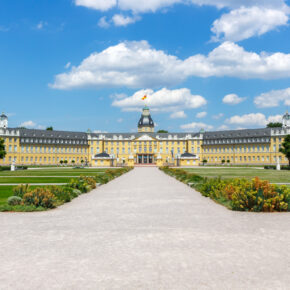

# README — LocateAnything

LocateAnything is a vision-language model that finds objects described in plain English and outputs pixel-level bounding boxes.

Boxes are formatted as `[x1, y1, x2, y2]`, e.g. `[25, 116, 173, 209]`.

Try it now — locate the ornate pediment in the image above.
[136, 134, 155, 141]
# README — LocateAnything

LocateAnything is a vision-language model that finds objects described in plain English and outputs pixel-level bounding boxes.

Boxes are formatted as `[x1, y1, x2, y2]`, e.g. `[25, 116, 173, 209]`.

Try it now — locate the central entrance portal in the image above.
[137, 154, 154, 164]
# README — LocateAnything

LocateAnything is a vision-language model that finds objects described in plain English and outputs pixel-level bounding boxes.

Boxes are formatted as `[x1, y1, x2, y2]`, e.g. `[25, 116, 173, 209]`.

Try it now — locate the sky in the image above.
[0, 0, 290, 133]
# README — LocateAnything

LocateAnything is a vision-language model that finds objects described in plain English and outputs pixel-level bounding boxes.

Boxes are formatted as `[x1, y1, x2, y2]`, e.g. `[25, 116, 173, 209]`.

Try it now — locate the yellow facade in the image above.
[0, 110, 289, 167]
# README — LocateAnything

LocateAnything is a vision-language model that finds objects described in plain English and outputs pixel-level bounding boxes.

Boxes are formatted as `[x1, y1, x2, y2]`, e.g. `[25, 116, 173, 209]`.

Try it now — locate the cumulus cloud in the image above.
[20, 121, 45, 129]
[75, 0, 287, 12]
[36, 21, 48, 30]
[211, 7, 289, 42]
[212, 113, 224, 119]
[112, 14, 140, 26]
[217, 124, 229, 130]
[98, 16, 110, 28]
[180, 122, 213, 131]
[226, 113, 283, 127]
[223, 93, 246, 105]
[254, 87, 290, 108]
[112, 88, 207, 112]
[75, 0, 116, 11]
[170, 111, 187, 119]
[196, 111, 207, 118]
[50, 41, 290, 90]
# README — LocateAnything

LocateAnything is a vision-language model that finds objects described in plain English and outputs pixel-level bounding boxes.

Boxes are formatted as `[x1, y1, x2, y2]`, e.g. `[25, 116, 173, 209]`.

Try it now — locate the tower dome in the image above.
[282, 111, 290, 128]
[0, 112, 8, 129]
[138, 106, 154, 133]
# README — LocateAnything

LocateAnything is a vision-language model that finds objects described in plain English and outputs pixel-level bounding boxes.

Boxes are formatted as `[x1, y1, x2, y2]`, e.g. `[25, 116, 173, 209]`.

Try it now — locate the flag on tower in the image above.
[142, 95, 147, 101]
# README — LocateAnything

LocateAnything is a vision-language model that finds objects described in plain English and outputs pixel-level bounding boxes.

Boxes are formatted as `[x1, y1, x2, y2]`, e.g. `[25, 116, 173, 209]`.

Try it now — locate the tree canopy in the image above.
[279, 134, 290, 165]
[267, 122, 282, 128]
[0, 138, 6, 159]
[46, 126, 53, 131]
[157, 130, 168, 133]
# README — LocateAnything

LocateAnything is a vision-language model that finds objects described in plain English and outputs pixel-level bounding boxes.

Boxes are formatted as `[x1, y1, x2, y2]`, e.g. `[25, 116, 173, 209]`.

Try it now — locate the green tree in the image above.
[46, 126, 53, 131]
[202, 159, 207, 166]
[0, 138, 6, 159]
[157, 130, 168, 133]
[221, 159, 225, 165]
[267, 122, 282, 128]
[64, 160, 68, 166]
[60, 160, 64, 166]
[279, 134, 290, 165]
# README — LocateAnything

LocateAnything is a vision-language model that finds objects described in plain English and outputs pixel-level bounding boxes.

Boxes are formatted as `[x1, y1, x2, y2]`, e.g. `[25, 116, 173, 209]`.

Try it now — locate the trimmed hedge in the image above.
[264, 165, 290, 170]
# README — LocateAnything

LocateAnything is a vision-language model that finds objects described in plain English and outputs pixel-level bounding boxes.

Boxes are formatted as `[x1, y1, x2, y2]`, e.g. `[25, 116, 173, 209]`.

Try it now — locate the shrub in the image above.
[13, 184, 30, 198]
[48, 186, 73, 203]
[7, 196, 22, 206]
[22, 188, 56, 208]
[0, 166, 11, 171]
[72, 189, 82, 196]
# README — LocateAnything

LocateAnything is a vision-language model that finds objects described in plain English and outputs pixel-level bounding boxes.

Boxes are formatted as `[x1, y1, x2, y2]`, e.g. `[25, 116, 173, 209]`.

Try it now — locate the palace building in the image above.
[0, 109, 289, 167]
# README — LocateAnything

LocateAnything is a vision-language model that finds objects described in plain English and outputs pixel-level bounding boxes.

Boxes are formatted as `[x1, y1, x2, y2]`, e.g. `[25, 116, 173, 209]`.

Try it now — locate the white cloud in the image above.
[180, 122, 213, 131]
[170, 111, 187, 119]
[20, 121, 45, 129]
[51, 41, 290, 90]
[254, 87, 290, 108]
[20, 121, 36, 128]
[267, 114, 283, 123]
[75, 0, 287, 13]
[98, 16, 110, 28]
[75, 0, 116, 11]
[217, 124, 229, 130]
[212, 113, 224, 120]
[36, 21, 47, 30]
[112, 14, 140, 26]
[223, 93, 246, 105]
[196, 111, 207, 118]
[226, 113, 283, 127]
[211, 7, 289, 42]
[65, 62, 71, 69]
[112, 88, 207, 112]
[117, 118, 124, 123]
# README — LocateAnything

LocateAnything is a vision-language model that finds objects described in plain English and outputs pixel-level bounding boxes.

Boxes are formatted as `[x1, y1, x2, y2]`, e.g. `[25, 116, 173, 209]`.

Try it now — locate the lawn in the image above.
[0, 168, 119, 205]
[0, 169, 106, 176]
[0, 177, 74, 184]
[183, 168, 290, 183]
[0, 185, 49, 205]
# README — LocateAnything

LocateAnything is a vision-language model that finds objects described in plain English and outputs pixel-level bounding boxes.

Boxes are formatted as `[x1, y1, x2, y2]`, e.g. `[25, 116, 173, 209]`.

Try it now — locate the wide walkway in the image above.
[0, 168, 290, 289]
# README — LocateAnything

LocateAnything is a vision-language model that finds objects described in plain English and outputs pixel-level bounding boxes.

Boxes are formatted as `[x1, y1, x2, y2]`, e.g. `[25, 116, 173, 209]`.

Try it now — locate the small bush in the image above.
[0, 166, 11, 171]
[7, 196, 22, 206]
[13, 184, 30, 198]
[22, 188, 56, 209]
[72, 189, 82, 196]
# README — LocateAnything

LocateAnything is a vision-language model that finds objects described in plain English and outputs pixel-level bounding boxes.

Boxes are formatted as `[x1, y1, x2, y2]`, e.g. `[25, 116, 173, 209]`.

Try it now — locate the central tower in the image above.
[138, 106, 155, 133]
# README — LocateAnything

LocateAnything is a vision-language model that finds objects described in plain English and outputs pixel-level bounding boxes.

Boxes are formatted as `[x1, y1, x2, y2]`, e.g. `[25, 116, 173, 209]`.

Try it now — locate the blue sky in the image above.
[1, 0, 290, 133]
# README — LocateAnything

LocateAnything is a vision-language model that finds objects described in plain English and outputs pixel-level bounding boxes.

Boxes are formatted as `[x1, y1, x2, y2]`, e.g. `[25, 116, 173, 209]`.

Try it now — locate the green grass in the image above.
[183, 168, 290, 183]
[0, 185, 50, 205]
[0, 177, 75, 184]
[0, 169, 106, 176]
[0, 186, 14, 205]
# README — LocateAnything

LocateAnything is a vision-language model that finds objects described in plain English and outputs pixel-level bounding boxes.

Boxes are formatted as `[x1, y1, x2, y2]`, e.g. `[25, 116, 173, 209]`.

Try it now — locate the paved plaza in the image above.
[0, 167, 290, 289]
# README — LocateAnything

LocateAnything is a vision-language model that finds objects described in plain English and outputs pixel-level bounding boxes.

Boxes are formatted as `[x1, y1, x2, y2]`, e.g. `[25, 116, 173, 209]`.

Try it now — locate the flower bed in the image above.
[0, 167, 132, 212]
[160, 167, 290, 212]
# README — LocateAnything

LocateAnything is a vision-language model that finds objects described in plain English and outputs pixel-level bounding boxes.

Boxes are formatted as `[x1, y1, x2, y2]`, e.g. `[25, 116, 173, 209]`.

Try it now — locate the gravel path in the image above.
[0, 167, 290, 290]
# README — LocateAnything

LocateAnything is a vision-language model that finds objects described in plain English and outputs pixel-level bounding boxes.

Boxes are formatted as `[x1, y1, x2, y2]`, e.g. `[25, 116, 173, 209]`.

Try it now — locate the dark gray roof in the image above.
[204, 128, 271, 140]
[0, 113, 7, 119]
[19, 128, 87, 140]
[138, 115, 154, 128]
[181, 152, 196, 158]
[95, 152, 110, 158]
